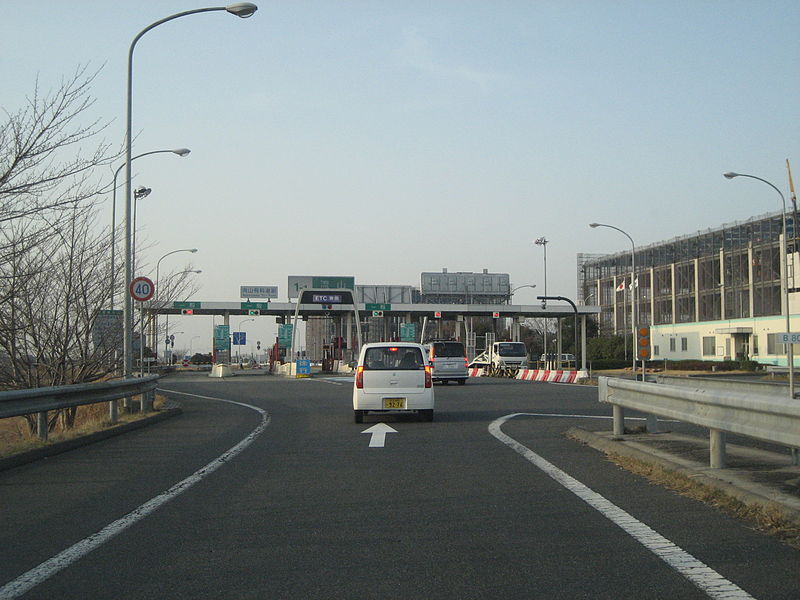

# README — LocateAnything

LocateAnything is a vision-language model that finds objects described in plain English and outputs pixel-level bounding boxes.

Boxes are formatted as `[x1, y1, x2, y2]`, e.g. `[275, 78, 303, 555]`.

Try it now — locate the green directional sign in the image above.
[400, 323, 418, 342]
[312, 276, 355, 290]
[241, 302, 269, 310]
[174, 301, 201, 310]
[365, 303, 391, 311]
[278, 324, 293, 348]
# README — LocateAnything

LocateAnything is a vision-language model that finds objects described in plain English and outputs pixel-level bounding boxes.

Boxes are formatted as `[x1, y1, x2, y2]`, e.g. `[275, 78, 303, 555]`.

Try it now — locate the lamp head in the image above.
[172, 148, 191, 157]
[134, 186, 152, 200]
[226, 2, 258, 17]
[190, 248, 198, 253]
[723, 172, 739, 179]
[589, 223, 600, 228]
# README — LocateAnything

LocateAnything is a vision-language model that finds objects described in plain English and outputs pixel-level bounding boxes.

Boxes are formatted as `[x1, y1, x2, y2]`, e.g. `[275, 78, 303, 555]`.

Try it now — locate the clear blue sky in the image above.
[4, 1, 799, 353]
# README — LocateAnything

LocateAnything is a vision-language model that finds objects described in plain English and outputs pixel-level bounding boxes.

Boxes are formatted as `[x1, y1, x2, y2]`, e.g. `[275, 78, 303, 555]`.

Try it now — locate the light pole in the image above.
[236, 318, 255, 366]
[123, 2, 258, 379]
[510, 284, 537, 302]
[131, 185, 152, 277]
[724, 171, 794, 398]
[534, 237, 549, 360]
[154, 248, 199, 355]
[590, 222, 637, 373]
[109, 148, 189, 311]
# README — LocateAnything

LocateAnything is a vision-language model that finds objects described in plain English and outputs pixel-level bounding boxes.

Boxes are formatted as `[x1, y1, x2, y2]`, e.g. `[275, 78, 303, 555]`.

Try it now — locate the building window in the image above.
[681, 337, 688, 352]
[653, 345, 660, 356]
[702, 336, 716, 356]
[752, 335, 759, 355]
[669, 338, 676, 352]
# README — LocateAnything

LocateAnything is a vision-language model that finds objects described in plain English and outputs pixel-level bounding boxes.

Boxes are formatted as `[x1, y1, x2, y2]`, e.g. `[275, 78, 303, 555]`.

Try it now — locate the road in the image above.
[1, 375, 797, 599]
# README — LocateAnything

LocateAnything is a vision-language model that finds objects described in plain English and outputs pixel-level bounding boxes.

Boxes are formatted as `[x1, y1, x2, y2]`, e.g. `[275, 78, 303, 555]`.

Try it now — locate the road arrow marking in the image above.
[361, 422, 397, 448]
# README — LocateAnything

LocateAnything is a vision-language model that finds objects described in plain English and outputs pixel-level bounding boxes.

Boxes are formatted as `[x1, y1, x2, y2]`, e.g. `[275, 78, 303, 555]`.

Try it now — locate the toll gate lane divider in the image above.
[0, 391, 270, 600]
[489, 413, 754, 600]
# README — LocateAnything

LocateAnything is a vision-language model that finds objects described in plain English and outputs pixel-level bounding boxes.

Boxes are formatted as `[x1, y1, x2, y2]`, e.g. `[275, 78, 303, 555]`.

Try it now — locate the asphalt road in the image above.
[1, 374, 798, 599]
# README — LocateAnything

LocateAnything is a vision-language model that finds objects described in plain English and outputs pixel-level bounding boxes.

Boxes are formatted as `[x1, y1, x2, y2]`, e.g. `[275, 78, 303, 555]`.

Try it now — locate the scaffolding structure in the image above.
[578, 210, 796, 336]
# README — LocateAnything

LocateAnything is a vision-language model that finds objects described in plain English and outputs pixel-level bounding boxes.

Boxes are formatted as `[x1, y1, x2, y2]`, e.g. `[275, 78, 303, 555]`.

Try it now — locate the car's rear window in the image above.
[432, 342, 465, 358]
[364, 347, 424, 370]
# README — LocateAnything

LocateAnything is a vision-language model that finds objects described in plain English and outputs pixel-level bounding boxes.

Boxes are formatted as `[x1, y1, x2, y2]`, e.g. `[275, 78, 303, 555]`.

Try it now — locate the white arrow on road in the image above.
[361, 422, 397, 448]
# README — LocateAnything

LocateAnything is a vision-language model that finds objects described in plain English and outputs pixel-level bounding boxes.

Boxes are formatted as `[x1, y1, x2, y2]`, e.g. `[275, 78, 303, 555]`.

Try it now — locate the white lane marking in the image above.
[309, 377, 354, 386]
[489, 413, 755, 600]
[0, 390, 269, 600]
[361, 422, 397, 447]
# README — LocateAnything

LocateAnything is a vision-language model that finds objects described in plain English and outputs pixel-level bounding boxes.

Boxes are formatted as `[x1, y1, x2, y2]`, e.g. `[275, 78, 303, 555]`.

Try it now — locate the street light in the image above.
[510, 284, 537, 301]
[589, 222, 637, 372]
[724, 171, 794, 398]
[131, 185, 152, 277]
[154, 248, 199, 360]
[109, 148, 190, 311]
[123, 3, 258, 379]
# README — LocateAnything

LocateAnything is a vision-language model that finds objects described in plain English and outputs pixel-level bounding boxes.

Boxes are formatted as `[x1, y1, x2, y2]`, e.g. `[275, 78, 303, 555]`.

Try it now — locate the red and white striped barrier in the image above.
[468, 367, 484, 377]
[516, 369, 584, 384]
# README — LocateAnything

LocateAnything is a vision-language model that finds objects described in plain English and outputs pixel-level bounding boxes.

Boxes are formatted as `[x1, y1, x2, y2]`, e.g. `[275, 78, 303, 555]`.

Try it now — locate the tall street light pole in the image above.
[123, 2, 258, 379]
[534, 237, 548, 361]
[110, 148, 189, 311]
[724, 171, 794, 399]
[590, 222, 637, 373]
[154, 248, 199, 360]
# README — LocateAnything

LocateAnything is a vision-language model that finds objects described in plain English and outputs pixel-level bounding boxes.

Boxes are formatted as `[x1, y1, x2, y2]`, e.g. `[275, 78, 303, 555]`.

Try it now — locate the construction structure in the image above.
[578, 210, 799, 365]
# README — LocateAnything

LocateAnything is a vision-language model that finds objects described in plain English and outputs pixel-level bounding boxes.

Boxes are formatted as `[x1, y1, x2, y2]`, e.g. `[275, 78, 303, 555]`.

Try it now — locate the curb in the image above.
[566, 426, 800, 528]
[0, 407, 182, 473]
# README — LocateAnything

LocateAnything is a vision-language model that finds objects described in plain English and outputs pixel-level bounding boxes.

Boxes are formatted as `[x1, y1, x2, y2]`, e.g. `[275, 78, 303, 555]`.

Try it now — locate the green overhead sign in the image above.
[365, 303, 391, 311]
[174, 301, 201, 310]
[241, 302, 269, 310]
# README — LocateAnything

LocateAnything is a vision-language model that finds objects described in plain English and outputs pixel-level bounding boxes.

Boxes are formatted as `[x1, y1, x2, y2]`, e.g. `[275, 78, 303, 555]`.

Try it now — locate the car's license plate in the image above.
[383, 398, 406, 409]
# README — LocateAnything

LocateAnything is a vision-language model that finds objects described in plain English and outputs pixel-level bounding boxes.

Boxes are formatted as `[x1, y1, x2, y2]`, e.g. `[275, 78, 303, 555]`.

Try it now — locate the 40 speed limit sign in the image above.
[130, 276, 155, 302]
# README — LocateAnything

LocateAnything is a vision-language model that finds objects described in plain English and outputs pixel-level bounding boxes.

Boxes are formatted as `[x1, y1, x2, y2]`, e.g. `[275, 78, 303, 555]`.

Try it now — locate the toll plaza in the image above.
[144, 295, 600, 374]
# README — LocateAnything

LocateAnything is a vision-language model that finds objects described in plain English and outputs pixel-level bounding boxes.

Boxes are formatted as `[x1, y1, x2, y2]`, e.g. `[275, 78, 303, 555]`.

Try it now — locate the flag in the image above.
[616, 281, 625, 292]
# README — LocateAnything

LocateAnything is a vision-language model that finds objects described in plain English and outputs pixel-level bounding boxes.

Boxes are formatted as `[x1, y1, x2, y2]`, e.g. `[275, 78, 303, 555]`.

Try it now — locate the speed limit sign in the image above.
[130, 276, 155, 302]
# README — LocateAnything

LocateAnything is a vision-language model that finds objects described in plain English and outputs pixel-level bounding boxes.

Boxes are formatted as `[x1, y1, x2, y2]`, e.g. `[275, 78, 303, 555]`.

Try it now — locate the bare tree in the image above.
[0, 67, 122, 434]
[0, 65, 114, 224]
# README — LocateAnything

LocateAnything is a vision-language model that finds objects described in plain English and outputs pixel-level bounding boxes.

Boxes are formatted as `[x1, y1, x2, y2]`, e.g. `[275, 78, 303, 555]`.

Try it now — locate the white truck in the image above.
[468, 341, 528, 377]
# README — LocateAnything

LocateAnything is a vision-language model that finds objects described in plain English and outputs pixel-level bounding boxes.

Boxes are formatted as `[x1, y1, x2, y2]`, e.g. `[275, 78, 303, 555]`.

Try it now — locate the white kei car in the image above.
[352, 342, 434, 423]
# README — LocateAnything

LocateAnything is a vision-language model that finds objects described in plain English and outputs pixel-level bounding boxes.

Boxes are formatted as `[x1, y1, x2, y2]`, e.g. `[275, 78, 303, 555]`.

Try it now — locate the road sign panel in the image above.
[241, 302, 268, 310]
[174, 301, 201, 310]
[233, 332, 246, 345]
[778, 333, 800, 344]
[240, 285, 278, 299]
[365, 303, 391, 311]
[130, 277, 155, 302]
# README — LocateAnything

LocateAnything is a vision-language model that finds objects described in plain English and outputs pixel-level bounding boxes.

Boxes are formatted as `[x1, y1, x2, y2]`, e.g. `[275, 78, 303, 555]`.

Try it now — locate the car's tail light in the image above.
[356, 366, 364, 389]
[463, 358, 469, 368]
[424, 365, 432, 388]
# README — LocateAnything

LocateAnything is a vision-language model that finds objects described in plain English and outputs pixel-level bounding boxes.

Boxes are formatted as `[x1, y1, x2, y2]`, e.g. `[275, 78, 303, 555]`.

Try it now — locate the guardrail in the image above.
[0, 375, 160, 441]
[598, 376, 800, 468]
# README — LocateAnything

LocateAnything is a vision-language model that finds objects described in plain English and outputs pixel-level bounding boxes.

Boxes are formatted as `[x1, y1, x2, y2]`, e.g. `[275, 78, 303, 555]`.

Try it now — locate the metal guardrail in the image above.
[598, 375, 800, 468]
[0, 375, 160, 441]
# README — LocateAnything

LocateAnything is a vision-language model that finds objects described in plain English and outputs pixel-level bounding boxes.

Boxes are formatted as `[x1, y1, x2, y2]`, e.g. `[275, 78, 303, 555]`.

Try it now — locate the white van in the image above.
[353, 342, 434, 423]
[424, 340, 469, 385]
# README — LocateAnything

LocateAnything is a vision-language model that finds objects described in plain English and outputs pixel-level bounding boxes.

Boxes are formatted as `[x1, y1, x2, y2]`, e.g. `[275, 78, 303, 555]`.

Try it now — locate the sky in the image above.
[3, 1, 799, 354]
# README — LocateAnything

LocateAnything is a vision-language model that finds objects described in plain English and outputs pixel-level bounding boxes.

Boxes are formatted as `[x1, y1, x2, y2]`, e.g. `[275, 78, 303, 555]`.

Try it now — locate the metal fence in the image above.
[0, 375, 160, 441]
[598, 375, 800, 468]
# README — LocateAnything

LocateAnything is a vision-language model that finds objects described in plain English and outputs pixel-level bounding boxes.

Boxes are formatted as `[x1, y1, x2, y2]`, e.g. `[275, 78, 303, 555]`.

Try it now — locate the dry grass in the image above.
[609, 452, 800, 549]
[0, 394, 168, 459]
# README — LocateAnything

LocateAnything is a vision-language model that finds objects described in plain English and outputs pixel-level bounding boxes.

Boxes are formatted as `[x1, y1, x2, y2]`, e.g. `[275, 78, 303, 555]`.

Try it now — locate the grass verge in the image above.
[0, 395, 168, 460]
[608, 452, 800, 550]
